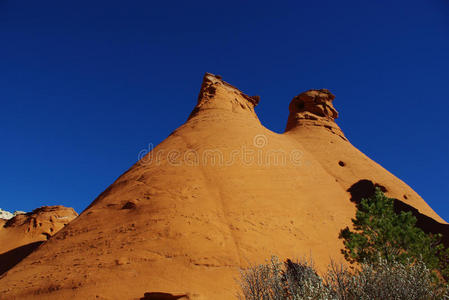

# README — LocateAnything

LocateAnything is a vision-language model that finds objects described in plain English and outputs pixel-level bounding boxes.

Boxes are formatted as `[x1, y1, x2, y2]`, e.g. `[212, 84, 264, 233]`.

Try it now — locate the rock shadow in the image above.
[140, 292, 189, 300]
[0, 241, 44, 276]
[347, 179, 387, 203]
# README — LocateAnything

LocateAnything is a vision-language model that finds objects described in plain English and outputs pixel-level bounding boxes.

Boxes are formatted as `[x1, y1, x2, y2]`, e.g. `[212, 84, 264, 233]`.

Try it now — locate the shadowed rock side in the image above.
[0, 73, 445, 300]
[0, 241, 44, 276]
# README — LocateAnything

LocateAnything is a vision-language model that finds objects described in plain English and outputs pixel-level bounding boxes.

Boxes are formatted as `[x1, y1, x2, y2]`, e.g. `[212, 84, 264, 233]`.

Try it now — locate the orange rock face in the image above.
[0, 73, 446, 300]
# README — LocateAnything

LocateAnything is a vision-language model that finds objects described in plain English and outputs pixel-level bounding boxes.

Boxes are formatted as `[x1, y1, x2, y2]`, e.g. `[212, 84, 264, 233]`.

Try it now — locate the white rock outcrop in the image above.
[0, 209, 14, 220]
[0, 209, 27, 220]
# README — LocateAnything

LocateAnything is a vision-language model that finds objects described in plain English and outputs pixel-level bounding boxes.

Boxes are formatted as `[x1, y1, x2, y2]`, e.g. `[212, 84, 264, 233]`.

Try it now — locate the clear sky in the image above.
[0, 1, 448, 220]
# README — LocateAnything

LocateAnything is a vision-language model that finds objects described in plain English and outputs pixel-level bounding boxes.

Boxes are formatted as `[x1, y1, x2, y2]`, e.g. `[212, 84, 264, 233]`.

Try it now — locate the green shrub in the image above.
[339, 188, 449, 279]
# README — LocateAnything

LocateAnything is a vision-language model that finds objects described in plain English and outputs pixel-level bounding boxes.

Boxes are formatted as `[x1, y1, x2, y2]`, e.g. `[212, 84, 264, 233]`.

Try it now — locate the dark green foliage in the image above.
[339, 188, 449, 279]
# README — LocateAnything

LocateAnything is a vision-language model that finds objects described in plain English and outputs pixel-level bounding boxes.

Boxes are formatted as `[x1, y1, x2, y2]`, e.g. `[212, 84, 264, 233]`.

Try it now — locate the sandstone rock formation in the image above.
[0, 73, 446, 300]
[0, 206, 78, 276]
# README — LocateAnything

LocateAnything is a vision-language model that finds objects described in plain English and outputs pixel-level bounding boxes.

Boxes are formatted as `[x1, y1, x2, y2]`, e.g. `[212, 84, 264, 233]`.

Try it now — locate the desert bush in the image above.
[238, 256, 284, 300]
[327, 258, 449, 300]
[238, 256, 449, 300]
[238, 256, 330, 300]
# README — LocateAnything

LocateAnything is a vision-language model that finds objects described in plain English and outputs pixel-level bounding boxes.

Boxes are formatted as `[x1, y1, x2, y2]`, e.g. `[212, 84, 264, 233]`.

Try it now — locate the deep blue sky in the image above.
[0, 1, 448, 220]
